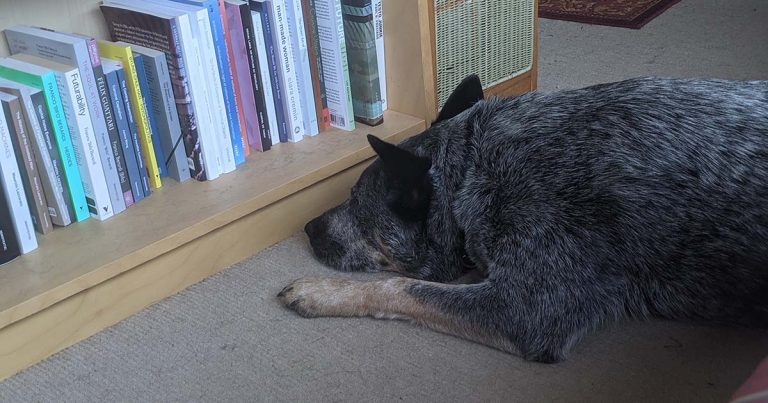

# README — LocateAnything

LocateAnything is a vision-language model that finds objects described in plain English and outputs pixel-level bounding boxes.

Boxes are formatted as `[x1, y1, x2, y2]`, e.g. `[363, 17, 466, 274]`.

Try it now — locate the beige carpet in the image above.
[1, 0, 767, 401]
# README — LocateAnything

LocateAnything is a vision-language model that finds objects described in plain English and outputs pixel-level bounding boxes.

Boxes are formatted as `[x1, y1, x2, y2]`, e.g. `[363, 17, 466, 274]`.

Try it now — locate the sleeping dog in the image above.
[278, 75, 768, 363]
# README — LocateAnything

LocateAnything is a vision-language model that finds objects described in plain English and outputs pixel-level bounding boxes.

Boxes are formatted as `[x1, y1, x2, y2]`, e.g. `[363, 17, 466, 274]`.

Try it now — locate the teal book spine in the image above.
[37, 72, 90, 222]
[0, 65, 89, 222]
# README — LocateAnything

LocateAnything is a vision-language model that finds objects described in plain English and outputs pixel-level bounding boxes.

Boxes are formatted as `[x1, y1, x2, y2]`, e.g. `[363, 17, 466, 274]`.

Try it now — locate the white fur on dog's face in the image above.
[305, 160, 433, 276]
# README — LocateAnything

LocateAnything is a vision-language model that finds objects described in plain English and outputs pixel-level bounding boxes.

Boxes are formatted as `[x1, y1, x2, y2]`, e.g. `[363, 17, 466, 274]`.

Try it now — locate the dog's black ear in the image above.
[435, 74, 484, 123]
[367, 134, 433, 221]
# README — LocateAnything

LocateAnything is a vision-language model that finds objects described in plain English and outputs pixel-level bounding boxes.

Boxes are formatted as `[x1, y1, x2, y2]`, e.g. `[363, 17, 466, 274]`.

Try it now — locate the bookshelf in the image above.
[0, 0, 537, 380]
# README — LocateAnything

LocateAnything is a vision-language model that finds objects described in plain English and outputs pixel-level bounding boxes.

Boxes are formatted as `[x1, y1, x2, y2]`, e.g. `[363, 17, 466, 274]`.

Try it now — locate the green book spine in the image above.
[0, 66, 89, 222]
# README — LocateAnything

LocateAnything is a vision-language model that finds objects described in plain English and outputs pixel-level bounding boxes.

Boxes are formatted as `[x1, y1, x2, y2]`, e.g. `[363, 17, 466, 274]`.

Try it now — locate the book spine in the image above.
[0, 185, 21, 265]
[55, 69, 115, 220]
[90, 49, 134, 210]
[40, 72, 90, 221]
[179, 13, 222, 180]
[4, 96, 53, 234]
[193, 9, 236, 173]
[176, 0, 245, 166]
[29, 91, 72, 226]
[288, 0, 319, 136]
[209, 0, 246, 165]
[167, 17, 211, 181]
[235, 2, 269, 151]
[253, 5, 285, 145]
[0, 106, 37, 253]
[105, 68, 144, 204]
[341, 0, 383, 126]
[0, 83, 65, 229]
[124, 52, 163, 189]
[315, 0, 355, 130]
[117, 69, 151, 197]
[220, 0, 251, 157]
[80, 39, 127, 214]
[133, 54, 167, 180]
[303, 0, 330, 131]
[145, 54, 190, 183]
[267, 0, 305, 142]
[373, 0, 386, 111]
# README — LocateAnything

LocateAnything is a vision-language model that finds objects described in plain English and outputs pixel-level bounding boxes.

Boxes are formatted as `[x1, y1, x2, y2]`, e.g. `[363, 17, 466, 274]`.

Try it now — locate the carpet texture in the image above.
[1, 1, 767, 402]
[539, 0, 681, 29]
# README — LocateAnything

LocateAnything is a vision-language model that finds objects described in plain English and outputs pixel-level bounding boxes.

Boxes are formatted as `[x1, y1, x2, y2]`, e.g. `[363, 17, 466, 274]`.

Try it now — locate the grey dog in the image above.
[278, 75, 768, 362]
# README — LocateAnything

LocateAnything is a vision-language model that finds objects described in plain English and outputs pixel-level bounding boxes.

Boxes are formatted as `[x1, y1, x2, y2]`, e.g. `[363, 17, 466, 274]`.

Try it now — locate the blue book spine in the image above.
[105, 68, 144, 204]
[254, 1, 288, 143]
[133, 54, 167, 178]
[174, 0, 245, 165]
[117, 68, 151, 198]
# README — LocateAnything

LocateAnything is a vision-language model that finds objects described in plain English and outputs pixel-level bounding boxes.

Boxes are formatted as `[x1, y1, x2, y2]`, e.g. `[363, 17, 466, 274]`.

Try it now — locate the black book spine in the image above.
[240, 2, 272, 151]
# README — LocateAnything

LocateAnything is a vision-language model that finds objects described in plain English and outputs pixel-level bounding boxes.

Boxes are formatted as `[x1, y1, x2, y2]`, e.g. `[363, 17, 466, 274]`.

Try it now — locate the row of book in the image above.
[0, 0, 387, 265]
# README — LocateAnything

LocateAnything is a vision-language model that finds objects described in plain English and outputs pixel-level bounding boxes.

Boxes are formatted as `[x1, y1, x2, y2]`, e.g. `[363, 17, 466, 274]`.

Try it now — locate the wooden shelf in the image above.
[0, 110, 425, 331]
[0, 0, 536, 381]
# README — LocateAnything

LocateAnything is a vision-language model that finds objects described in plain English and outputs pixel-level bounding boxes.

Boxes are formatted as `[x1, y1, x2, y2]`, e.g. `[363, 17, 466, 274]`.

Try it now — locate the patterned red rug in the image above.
[539, 0, 682, 29]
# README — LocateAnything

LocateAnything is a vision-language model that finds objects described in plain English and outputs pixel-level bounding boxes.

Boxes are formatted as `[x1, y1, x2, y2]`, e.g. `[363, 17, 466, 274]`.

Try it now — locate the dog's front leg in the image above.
[277, 277, 518, 354]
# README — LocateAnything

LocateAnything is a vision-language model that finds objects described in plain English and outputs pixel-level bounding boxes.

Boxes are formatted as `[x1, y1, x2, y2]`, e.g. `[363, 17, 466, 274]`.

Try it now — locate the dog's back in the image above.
[459, 77, 768, 327]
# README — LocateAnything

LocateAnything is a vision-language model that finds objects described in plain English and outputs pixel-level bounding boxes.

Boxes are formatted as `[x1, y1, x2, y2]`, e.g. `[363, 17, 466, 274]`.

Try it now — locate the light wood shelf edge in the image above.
[0, 112, 425, 331]
[0, 161, 371, 381]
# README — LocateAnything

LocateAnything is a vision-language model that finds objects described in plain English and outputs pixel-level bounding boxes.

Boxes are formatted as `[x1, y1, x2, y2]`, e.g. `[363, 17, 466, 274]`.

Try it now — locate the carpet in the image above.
[539, 0, 682, 29]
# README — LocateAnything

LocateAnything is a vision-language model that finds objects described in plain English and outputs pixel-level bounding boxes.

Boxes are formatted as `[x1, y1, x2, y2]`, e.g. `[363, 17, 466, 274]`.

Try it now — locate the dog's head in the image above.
[304, 75, 484, 278]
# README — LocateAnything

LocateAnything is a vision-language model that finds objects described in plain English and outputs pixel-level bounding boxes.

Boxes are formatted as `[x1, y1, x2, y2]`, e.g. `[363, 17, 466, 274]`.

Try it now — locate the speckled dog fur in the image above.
[280, 75, 768, 362]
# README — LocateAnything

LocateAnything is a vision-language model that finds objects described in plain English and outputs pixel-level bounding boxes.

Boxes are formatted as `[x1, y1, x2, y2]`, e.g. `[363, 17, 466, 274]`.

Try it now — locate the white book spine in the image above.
[251, 10, 281, 147]
[0, 109, 37, 253]
[194, 9, 236, 173]
[178, 13, 221, 180]
[54, 69, 115, 221]
[287, 0, 319, 136]
[373, 0, 387, 111]
[4, 26, 126, 214]
[315, 0, 355, 130]
[76, 43, 127, 215]
[269, 0, 305, 142]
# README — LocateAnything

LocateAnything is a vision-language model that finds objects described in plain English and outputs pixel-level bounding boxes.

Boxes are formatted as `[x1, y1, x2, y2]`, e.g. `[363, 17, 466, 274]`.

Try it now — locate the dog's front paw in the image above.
[277, 277, 359, 318]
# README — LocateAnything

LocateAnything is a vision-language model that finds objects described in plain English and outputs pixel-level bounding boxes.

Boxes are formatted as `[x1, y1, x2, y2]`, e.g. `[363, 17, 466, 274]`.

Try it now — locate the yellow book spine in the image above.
[97, 41, 162, 189]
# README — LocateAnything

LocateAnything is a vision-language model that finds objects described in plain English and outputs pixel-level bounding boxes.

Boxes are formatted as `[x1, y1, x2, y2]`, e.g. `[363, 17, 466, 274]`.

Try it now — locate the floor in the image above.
[1, 0, 767, 401]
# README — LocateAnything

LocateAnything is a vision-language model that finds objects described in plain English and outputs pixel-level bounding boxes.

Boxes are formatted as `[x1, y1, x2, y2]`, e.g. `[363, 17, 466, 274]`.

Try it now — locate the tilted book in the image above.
[100, 2, 219, 181]
[0, 91, 53, 234]
[262, 0, 306, 142]
[150, 0, 235, 173]
[341, 0, 384, 126]
[302, 0, 331, 131]
[314, 0, 355, 130]
[372, 0, 386, 111]
[0, 80, 73, 226]
[97, 40, 164, 189]
[219, 0, 251, 156]
[0, 102, 38, 254]
[251, 2, 285, 145]
[224, 0, 269, 152]
[286, 0, 319, 137]
[126, 44, 191, 182]
[4, 26, 128, 211]
[117, 66, 152, 197]
[0, 58, 90, 222]
[67, 33, 135, 210]
[102, 60, 145, 204]
[132, 52, 168, 180]
[11, 54, 118, 220]
[172, 0, 246, 166]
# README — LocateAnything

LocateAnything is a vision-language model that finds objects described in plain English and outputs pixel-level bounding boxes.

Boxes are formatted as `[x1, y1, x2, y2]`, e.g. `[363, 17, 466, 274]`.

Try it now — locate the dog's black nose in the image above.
[304, 216, 323, 239]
